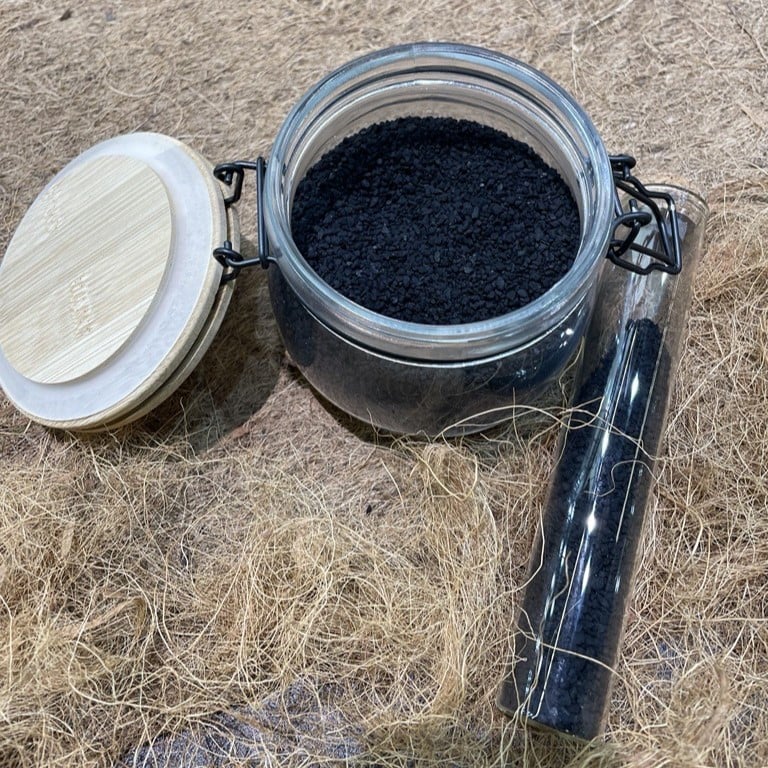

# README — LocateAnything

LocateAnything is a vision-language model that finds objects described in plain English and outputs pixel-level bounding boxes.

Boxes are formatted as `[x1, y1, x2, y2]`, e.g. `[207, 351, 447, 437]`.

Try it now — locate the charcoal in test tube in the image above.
[497, 187, 708, 739]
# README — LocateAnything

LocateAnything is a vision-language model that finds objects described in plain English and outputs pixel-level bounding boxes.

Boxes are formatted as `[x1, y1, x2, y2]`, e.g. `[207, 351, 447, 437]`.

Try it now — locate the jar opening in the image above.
[290, 115, 582, 326]
[265, 43, 614, 361]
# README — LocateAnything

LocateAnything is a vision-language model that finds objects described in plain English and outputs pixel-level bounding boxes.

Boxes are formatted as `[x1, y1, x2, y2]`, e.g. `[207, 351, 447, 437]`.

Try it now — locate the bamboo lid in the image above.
[0, 133, 232, 429]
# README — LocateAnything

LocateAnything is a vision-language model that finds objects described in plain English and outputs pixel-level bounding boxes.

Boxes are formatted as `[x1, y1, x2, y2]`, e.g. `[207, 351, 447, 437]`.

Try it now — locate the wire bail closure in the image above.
[212, 157, 274, 283]
[211, 153, 683, 283]
[608, 154, 682, 275]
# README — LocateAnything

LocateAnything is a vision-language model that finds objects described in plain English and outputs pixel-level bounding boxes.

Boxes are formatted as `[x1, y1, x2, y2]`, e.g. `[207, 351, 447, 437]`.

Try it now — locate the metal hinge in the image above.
[608, 154, 682, 275]
[212, 157, 274, 283]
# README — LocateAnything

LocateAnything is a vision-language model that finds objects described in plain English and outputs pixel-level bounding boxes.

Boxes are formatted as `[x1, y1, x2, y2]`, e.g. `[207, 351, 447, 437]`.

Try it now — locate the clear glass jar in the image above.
[261, 43, 619, 435]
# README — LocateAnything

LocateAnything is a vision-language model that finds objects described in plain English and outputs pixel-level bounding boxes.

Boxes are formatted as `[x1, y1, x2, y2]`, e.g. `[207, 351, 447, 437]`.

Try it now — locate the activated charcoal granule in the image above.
[291, 116, 580, 325]
[500, 317, 671, 739]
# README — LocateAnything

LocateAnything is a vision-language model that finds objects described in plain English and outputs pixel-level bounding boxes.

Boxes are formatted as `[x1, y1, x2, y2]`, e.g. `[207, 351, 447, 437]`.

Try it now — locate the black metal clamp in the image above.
[212, 157, 274, 283]
[211, 153, 682, 283]
[608, 154, 682, 275]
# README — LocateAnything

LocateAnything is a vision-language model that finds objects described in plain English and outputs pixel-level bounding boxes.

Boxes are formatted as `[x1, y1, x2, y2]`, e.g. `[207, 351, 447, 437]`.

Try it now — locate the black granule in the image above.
[291, 116, 580, 325]
[501, 317, 670, 739]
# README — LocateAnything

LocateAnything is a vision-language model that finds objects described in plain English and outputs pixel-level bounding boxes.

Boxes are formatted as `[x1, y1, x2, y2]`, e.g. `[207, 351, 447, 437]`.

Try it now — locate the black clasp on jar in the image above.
[608, 154, 682, 275]
[212, 157, 274, 283]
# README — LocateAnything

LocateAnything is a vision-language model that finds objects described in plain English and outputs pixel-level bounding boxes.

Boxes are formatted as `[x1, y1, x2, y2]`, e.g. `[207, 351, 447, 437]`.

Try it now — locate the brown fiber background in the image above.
[1, 1, 767, 767]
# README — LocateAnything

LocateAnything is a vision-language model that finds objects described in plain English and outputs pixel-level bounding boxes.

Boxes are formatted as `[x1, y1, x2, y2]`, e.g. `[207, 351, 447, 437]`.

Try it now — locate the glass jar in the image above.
[249, 43, 670, 435]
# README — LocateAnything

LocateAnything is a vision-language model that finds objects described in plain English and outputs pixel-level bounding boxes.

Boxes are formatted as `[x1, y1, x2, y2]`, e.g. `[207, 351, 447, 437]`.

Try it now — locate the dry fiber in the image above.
[1, 1, 767, 766]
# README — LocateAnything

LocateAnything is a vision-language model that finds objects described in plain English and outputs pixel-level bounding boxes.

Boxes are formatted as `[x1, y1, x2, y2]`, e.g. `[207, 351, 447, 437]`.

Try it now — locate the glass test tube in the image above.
[497, 186, 709, 739]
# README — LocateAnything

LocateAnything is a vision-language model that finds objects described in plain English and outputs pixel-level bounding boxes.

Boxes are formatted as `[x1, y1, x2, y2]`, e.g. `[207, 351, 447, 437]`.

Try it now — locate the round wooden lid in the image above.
[0, 133, 230, 428]
[0, 154, 173, 384]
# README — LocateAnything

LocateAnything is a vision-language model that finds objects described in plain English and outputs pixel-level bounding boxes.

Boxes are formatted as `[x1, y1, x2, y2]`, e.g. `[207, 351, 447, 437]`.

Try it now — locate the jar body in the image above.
[270, 267, 594, 435]
[263, 43, 615, 434]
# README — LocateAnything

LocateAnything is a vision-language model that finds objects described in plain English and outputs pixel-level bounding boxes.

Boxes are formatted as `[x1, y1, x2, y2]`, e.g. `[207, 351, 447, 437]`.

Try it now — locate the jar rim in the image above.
[264, 42, 615, 360]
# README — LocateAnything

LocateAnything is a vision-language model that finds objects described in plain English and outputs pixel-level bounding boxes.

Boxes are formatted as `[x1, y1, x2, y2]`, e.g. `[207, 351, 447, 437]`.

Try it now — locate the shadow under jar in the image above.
[254, 43, 632, 436]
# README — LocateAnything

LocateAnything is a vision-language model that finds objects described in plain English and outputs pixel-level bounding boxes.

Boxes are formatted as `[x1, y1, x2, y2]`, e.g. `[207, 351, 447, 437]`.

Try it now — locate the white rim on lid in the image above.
[0, 132, 228, 429]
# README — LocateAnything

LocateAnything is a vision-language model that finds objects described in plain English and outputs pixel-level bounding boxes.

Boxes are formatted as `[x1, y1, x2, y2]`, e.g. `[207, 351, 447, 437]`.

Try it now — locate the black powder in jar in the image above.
[290, 116, 581, 325]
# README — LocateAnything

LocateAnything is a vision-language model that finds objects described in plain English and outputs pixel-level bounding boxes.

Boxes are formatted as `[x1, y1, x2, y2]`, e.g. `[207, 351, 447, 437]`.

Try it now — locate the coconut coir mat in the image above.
[1, 2, 767, 767]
